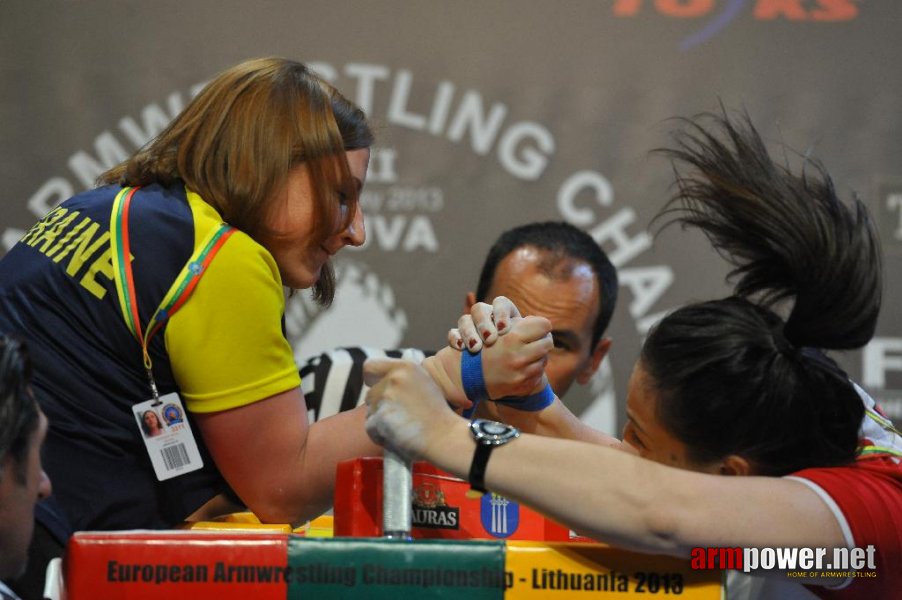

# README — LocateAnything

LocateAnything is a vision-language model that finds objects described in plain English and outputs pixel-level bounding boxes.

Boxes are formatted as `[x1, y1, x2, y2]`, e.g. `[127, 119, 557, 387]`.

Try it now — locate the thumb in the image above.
[515, 315, 553, 342]
[363, 357, 404, 387]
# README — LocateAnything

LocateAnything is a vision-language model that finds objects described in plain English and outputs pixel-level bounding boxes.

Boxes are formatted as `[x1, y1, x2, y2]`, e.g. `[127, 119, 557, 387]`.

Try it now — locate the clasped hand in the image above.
[450, 295, 551, 399]
[363, 296, 551, 458]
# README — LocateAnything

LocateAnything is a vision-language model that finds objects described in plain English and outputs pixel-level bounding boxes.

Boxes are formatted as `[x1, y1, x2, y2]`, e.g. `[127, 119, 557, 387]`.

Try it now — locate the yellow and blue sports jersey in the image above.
[0, 183, 300, 536]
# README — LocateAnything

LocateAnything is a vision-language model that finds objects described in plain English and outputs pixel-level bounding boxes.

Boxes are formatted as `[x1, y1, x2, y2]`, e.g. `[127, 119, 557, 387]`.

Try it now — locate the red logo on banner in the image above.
[613, 0, 858, 21]
[613, 0, 859, 49]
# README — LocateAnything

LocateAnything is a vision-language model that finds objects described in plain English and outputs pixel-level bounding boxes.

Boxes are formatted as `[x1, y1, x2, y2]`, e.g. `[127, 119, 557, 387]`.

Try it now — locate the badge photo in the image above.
[136, 407, 166, 439]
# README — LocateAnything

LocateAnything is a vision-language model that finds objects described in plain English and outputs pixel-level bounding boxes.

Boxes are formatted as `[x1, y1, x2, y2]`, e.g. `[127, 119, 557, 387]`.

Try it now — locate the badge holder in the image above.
[110, 186, 235, 481]
[133, 393, 202, 481]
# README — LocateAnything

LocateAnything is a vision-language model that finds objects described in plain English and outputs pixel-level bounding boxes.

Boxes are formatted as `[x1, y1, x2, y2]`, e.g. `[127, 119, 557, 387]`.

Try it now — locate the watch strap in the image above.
[467, 419, 520, 495]
[468, 442, 492, 494]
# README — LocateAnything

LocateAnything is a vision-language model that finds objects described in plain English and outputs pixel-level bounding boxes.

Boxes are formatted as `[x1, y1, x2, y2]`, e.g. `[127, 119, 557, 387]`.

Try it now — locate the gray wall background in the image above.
[3, 0, 900, 433]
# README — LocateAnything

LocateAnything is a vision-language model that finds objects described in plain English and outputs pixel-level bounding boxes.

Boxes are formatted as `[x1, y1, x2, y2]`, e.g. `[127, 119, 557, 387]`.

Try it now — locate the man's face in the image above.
[484, 247, 609, 398]
[0, 410, 51, 580]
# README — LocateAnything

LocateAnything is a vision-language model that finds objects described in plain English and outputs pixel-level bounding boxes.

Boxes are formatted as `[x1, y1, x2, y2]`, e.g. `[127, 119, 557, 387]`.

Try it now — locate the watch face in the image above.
[470, 419, 520, 446]
[482, 421, 509, 435]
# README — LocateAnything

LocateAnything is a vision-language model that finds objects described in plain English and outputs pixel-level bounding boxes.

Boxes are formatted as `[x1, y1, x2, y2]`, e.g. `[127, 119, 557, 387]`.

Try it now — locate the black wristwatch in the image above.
[467, 419, 520, 494]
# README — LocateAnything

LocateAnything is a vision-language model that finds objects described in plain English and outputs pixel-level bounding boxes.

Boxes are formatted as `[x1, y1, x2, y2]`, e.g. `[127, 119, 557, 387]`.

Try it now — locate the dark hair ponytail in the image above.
[641, 110, 881, 474]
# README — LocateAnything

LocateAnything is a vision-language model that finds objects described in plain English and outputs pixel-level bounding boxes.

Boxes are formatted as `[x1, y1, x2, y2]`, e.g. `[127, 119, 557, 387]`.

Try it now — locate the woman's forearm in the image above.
[476, 396, 623, 448]
[421, 349, 471, 409]
[419, 419, 680, 554]
[197, 393, 382, 527]
[418, 419, 847, 555]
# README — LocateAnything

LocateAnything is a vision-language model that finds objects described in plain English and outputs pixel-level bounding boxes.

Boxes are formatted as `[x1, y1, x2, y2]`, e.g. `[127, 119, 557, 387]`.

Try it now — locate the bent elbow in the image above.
[252, 505, 300, 527]
[248, 492, 331, 528]
[642, 508, 684, 554]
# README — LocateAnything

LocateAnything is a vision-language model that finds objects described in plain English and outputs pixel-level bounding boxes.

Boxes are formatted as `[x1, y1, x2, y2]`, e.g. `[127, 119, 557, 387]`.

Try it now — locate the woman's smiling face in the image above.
[263, 148, 369, 289]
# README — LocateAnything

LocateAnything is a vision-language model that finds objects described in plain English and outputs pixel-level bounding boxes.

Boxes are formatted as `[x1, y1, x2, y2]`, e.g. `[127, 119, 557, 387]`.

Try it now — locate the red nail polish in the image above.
[496, 321, 506, 331]
[481, 330, 491, 339]
[468, 339, 477, 349]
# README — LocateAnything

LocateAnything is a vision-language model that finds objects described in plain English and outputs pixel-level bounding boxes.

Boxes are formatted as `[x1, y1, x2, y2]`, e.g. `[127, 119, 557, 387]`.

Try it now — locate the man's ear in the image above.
[576, 337, 612, 385]
[719, 455, 753, 477]
[464, 292, 477, 312]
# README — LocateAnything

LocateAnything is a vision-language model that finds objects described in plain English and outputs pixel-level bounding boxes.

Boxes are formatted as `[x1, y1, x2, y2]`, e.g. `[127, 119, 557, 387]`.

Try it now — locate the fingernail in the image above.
[468, 339, 477, 349]
[496, 321, 506, 332]
[481, 329, 491, 339]
[456, 339, 463, 349]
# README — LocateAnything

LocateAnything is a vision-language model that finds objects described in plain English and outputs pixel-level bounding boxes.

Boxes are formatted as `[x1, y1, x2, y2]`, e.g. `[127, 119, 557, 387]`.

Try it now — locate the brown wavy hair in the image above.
[101, 57, 373, 304]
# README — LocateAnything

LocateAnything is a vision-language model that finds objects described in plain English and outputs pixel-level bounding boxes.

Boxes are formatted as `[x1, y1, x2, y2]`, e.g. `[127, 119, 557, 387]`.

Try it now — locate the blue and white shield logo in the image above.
[480, 492, 519, 538]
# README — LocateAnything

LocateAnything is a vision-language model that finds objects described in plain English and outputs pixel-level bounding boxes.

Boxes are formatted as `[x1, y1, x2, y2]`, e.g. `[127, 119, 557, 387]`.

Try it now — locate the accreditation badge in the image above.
[133, 393, 204, 481]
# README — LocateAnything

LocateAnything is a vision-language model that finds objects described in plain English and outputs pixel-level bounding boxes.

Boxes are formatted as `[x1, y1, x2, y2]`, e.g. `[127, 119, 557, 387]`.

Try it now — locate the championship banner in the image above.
[63, 531, 722, 599]
[505, 541, 722, 598]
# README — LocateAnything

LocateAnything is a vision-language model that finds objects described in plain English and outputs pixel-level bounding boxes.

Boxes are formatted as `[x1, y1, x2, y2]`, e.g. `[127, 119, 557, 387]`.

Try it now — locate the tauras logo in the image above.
[412, 506, 460, 530]
[411, 482, 459, 530]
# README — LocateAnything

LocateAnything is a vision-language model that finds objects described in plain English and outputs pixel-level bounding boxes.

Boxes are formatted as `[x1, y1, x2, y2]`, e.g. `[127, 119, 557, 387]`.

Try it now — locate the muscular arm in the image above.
[186, 320, 552, 526]
[194, 389, 379, 525]
[364, 360, 846, 556]
[194, 317, 554, 526]
[420, 417, 845, 554]
[475, 395, 622, 448]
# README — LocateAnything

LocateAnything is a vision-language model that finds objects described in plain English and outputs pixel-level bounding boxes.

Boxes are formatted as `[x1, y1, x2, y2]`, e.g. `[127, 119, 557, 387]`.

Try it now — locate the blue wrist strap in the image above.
[495, 384, 555, 412]
[461, 349, 489, 418]
[460, 350, 555, 417]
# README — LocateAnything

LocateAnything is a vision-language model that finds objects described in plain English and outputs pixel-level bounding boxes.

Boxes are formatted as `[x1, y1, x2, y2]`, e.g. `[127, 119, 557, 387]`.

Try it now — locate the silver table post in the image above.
[382, 448, 412, 539]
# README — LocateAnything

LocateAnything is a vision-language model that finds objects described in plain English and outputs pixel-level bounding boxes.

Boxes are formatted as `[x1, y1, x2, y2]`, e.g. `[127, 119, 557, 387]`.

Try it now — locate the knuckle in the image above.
[474, 302, 492, 315]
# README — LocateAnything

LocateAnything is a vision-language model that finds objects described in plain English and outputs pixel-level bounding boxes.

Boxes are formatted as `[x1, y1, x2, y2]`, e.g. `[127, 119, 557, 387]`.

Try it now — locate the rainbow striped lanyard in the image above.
[109, 186, 236, 398]
[858, 407, 902, 459]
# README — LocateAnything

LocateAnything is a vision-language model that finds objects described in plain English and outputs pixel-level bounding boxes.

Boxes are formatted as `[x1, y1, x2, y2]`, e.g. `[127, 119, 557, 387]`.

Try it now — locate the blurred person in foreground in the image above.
[0, 336, 51, 600]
